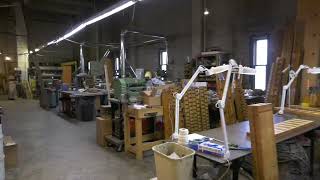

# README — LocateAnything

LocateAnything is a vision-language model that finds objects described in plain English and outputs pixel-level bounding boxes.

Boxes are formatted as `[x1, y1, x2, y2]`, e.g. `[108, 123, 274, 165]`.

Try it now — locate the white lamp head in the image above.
[238, 65, 256, 75]
[308, 67, 320, 74]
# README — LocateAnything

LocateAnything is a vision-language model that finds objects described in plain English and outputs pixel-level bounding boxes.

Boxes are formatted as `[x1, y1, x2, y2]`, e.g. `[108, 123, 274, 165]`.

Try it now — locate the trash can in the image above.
[152, 142, 195, 180]
[76, 96, 96, 121]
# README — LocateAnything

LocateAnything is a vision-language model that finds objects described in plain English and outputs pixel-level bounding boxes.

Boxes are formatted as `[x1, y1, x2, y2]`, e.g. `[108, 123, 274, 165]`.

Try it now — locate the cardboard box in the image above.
[143, 96, 161, 106]
[4, 136, 17, 168]
[96, 117, 112, 146]
[141, 90, 153, 97]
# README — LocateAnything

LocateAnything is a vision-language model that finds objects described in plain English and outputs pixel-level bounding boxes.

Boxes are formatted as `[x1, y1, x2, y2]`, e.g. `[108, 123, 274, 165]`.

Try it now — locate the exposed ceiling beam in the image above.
[29, 6, 83, 16]
[44, 0, 93, 8]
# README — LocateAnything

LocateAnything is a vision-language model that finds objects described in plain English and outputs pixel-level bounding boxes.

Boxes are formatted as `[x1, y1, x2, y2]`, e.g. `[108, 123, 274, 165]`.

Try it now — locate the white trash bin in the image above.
[152, 142, 195, 180]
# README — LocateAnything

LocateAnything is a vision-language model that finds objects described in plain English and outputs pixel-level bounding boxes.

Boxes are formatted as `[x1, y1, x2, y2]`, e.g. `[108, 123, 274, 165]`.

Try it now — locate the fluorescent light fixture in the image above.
[204, 8, 210, 15]
[35, 48, 40, 52]
[29, 51, 33, 54]
[86, 1, 135, 25]
[0, 51, 2, 55]
[5, 56, 11, 61]
[47, 40, 56, 46]
[53, 0, 137, 44]
[55, 24, 87, 43]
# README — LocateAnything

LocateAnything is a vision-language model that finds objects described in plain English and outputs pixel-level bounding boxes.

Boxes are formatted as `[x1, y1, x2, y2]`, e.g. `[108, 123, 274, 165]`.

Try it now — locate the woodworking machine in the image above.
[112, 78, 145, 103]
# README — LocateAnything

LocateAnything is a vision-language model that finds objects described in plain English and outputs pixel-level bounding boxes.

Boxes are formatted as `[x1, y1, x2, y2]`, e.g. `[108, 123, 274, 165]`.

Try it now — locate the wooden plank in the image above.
[161, 88, 172, 139]
[135, 116, 143, 160]
[142, 140, 165, 151]
[274, 106, 320, 120]
[62, 65, 72, 85]
[129, 134, 155, 144]
[297, 0, 320, 21]
[274, 119, 314, 140]
[266, 58, 285, 107]
[124, 105, 130, 153]
[301, 18, 320, 99]
[248, 103, 279, 180]
[234, 77, 247, 121]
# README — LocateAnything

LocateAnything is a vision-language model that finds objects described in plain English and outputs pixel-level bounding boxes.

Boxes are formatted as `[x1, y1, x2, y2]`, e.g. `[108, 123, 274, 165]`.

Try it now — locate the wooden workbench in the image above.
[194, 115, 320, 179]
[61, 90, 107, 97]
[274, 105, 320, 120]
[124, 106, 165, 160]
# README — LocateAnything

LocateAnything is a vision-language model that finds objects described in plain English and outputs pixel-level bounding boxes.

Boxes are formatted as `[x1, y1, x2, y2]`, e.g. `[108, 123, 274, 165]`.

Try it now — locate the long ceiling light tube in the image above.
[33, 0, 138, 52]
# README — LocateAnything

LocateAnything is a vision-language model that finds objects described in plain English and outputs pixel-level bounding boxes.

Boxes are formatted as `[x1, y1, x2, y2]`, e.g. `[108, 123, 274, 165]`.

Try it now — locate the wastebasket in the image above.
[152, 142, 195, 180]
[76, 96, 96, 121]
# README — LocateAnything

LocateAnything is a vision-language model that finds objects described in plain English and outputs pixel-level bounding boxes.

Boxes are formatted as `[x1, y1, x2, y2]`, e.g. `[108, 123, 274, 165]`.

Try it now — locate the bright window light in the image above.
[256, 39, 268, 65]
[253, 38, 268, 90]
[255, 66, 266, 90]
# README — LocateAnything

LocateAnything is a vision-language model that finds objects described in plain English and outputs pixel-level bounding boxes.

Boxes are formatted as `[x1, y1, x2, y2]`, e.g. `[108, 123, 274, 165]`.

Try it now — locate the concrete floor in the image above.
[2, 98, 319, 180]
[1, 98, 155, 180]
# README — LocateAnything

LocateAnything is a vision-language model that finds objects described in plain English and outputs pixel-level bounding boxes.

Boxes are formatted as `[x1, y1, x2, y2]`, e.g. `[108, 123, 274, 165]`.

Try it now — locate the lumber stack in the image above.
[266, 57, 285, 107]
[297, 0, 320, 100]
[234, 78, 248, 121]
[162, 84, 211, 137]
[216, 74, 236, 124]
[215, 73, 247, 124]
[184, 62, 193, 79]
[162, 85, 185, 139]
[182, 87, 210, 132]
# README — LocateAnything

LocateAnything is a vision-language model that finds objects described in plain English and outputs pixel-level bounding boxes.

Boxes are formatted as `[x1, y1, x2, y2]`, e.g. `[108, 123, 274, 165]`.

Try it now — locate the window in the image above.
[253, 39, 268, 90]
[160, 50, 168, 72]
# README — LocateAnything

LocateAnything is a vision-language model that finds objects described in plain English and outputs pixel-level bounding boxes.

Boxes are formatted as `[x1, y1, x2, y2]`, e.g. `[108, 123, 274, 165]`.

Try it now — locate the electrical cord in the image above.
[242, 138, 310, 178]
[277, 138, 310, 176]
[218, 159, 231, 180]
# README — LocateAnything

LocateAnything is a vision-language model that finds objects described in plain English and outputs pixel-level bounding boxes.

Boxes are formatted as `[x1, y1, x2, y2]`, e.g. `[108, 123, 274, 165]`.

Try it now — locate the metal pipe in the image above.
[120, 31, 126, 78]
[127, 38, 165, 48]
[126, 61, 137, 78]
[119, 29, 167, 78]
[80, 44, 85, 73]
[203, 0, 207, 51]
[165, 40, 169, 66]
[125, 30, 166, 39]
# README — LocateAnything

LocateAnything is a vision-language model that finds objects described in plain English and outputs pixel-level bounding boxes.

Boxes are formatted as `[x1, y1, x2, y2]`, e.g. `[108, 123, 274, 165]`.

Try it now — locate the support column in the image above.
[191, 0, 202, 57]
[14, 3, 29, 81]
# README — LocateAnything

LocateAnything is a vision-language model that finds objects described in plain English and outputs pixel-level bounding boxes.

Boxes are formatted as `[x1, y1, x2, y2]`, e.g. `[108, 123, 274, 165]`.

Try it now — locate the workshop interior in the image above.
[0, 0, 320, 179]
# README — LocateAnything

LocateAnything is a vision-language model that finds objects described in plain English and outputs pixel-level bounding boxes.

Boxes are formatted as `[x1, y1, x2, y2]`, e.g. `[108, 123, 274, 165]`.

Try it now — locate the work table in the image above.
[61, 90, 107, 97]
[197, 115, 320, 163]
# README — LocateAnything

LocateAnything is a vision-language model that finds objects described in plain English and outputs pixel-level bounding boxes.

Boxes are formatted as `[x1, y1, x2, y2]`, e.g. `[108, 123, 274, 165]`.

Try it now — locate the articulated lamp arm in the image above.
[173, 65, 230, 138]
[279, 65, 309, 114]
[174, 66, 208, 138]
[174, 60, 255, 160]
